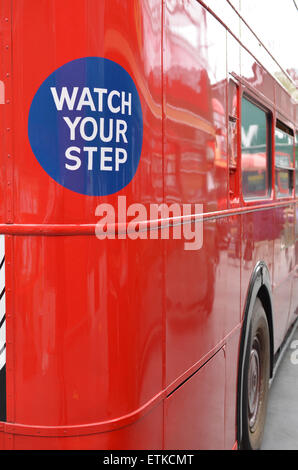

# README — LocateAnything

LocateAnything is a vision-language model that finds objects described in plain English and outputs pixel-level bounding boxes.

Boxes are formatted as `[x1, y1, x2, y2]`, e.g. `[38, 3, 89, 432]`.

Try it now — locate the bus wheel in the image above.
[241, 297, 270, 450]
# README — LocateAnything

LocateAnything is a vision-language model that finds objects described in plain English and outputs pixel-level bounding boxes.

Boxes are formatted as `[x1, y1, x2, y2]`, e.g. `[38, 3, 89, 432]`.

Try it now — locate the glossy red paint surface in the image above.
[0, 0, 296, 450]
[165, 348, 225, 450]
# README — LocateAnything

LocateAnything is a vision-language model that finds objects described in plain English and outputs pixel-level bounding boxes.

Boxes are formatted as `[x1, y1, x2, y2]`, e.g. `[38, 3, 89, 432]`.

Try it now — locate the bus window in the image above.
[275, 121, 294, 198]
[241, 97, 271, 200]
[228, 79, 239, 199]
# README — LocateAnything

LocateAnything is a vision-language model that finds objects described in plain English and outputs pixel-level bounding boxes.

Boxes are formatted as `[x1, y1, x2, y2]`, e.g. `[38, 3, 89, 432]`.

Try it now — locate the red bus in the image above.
[0, 0, 297, 450]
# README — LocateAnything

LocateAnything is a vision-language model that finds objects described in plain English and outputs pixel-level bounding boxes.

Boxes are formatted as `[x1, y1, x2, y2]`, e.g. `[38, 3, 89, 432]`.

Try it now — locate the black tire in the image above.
[241, 297, 270, 450]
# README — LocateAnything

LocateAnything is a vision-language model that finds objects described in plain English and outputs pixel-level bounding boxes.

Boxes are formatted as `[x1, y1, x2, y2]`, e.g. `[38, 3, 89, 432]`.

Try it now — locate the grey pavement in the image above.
[261, 324, 298, 450]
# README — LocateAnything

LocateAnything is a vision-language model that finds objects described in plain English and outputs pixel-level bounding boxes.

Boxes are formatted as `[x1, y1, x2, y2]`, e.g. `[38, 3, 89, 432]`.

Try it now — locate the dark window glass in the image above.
[241, 97, 269, 199]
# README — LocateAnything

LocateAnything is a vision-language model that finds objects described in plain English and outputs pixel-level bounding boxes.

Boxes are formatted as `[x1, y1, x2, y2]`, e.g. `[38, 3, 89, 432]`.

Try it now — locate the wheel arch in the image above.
[236, 260, 274, 447]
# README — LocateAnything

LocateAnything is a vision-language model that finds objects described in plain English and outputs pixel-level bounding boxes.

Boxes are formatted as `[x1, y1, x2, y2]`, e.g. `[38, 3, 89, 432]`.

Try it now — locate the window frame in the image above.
[240, 93, 273, 203]
[228, 77, 240, 205]
[274, 118, 295, 200]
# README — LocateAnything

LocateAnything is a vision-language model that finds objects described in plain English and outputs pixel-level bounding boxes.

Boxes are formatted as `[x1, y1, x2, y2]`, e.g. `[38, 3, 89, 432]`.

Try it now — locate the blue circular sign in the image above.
[28, 57, 143, 196]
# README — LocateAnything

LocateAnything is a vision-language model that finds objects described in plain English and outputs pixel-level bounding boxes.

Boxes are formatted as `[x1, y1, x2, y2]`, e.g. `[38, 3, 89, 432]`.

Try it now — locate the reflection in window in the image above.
[241, 97, 270, 199]
[228, 79, 238, 171]
[275, 121, 294, 198]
